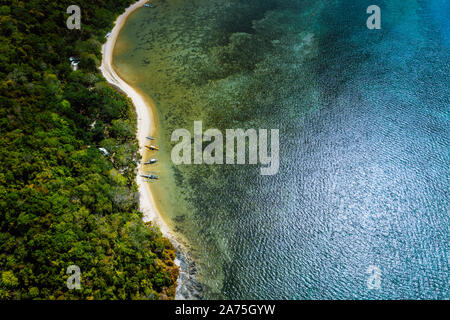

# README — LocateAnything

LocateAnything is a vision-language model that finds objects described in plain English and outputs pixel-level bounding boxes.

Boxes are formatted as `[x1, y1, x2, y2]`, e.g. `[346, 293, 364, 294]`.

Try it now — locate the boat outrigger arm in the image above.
[145, 145, 159, 151]
[144, 158, 158, 165]
[140, 173, 159, 181]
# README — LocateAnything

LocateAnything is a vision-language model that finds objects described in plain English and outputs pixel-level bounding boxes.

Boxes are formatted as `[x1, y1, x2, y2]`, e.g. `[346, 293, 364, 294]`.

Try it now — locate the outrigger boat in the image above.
[144, 158, 158, 165]
[140, 173, 158, 181]
[145, 145, 159, 151]
[146, 136, 155, 140]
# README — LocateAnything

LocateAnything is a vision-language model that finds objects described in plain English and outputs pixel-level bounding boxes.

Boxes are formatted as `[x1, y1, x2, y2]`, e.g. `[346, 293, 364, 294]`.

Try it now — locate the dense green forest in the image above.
[0, 0, 178, 299]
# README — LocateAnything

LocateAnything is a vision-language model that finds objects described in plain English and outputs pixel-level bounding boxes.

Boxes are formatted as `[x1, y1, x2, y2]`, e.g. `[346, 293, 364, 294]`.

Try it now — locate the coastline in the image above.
[100, 0, 169, 233]
[100, 0, 200, 299]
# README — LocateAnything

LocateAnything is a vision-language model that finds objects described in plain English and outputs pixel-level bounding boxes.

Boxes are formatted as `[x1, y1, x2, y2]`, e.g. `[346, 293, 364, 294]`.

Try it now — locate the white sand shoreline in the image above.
[100, 0, 171, 235]
[99, 0, 193, 299]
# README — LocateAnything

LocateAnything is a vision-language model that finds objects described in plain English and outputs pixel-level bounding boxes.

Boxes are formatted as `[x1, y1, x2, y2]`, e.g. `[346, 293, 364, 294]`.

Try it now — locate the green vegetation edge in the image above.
[0, 0, 178, 299]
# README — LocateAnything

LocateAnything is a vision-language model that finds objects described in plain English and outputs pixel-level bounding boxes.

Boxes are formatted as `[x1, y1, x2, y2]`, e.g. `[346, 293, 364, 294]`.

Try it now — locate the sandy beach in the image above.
[99, 0, 199, 299]
[100, 0, 171, 234]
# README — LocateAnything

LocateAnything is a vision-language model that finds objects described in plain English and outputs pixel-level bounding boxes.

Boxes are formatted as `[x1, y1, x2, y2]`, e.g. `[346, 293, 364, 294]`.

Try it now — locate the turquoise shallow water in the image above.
[115, 0, 449, 299]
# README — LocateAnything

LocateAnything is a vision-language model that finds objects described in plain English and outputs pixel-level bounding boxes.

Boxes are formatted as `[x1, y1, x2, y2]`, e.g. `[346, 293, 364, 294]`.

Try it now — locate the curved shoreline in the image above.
[100, 0, 199, 300]
[100, 0, 169, 234]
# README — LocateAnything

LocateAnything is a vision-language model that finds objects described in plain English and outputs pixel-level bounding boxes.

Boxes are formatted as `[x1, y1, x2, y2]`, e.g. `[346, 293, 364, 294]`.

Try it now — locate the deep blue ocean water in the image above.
[220, 0, 449, 299]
